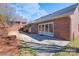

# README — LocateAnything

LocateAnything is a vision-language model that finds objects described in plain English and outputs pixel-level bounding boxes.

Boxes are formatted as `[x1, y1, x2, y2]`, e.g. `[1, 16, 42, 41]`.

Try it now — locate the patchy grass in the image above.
[19, 48, 26, 56]
[18, 40, 37, 56]
[53, 36, 79, 56]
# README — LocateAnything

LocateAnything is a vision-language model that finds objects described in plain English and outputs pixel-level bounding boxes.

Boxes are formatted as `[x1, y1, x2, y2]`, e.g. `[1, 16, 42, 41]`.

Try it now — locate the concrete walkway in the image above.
[19, 33, 69, 56]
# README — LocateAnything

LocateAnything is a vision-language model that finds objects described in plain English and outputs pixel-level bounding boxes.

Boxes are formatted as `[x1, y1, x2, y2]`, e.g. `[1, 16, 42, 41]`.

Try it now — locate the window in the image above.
[39, 25, 42, 31]
[49, 24, 53, 32]
[16, 21, 20, 24]
[38, 25, 40, 31]
[42, 25, 44, 31]
[22, 22, 26, 24]
[45, 24, 48, 32]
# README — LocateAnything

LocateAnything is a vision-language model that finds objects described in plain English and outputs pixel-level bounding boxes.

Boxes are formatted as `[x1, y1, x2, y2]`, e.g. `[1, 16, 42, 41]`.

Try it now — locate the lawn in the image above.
[53, 36, 79, 56]
[18, 40, 37, 56]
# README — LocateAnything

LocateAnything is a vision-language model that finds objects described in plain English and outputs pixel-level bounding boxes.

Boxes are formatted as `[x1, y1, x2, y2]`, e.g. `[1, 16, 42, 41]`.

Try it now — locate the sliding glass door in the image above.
[38, 22, 54, 36]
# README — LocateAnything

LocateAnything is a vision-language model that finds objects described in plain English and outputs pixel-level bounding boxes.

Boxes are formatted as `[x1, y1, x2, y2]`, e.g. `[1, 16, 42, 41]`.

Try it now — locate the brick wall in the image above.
[54, 16, 71, 40]
[30, 23, 38, 33]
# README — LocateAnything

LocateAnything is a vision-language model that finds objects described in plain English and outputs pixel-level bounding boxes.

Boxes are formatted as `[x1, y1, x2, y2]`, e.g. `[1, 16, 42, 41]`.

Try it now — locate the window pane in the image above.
[39, 25, 41, 31]
[49, 24, 53, 32]
[45, 24, 48, 32]
[42, 25, 44, 31]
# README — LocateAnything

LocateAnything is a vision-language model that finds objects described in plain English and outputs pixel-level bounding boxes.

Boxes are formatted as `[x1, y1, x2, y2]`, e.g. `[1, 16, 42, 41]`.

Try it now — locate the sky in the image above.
[10, 3, 74, 22]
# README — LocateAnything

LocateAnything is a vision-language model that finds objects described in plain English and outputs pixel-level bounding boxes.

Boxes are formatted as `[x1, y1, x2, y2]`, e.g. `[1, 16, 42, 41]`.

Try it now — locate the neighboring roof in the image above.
[34, 3, 79, 23]
[10, 15, 27, 22]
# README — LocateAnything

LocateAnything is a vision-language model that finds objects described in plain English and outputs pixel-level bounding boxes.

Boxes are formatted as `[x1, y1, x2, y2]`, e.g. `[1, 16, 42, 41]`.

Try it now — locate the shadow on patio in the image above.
[20, 31, 63, 41]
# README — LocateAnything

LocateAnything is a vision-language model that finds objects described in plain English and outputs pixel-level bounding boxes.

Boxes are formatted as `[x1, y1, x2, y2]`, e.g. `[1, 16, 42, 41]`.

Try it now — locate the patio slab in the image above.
[19, 33, 69, 56]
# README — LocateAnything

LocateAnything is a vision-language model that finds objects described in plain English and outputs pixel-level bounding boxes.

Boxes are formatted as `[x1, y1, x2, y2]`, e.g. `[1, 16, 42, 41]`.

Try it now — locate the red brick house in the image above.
[7, 21, 27, 39]
[30, 3, 79, 40]
[8, 21, 26, 31]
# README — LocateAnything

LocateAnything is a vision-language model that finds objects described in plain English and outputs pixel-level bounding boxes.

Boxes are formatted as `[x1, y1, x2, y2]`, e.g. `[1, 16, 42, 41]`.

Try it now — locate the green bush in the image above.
[53, 36, 79, 56]
[18, 40, 37, 56]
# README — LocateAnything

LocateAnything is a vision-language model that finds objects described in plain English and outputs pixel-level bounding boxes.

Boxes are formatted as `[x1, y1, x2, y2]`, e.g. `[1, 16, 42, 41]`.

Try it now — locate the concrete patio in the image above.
[19, 32, 69, 56]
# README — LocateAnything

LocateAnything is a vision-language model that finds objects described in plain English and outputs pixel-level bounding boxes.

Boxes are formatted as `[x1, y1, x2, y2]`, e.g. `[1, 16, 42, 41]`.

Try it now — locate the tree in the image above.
[0, 4, 16, 22]
[0, 14, 7, 22]
[27, 24, 32, 28]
